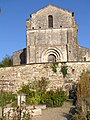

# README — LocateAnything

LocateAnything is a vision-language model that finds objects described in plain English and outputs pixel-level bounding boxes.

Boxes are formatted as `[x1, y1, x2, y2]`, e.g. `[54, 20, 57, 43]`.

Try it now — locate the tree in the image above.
[77, 72, 90, 101]
[0, 55, 13, 67]
[76, 71, 90, 113]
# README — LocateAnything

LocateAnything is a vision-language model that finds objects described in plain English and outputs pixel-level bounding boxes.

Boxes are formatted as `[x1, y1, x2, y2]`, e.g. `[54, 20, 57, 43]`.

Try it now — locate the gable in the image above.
[32, 4, 72, 16]
[28, 4, 75, 29]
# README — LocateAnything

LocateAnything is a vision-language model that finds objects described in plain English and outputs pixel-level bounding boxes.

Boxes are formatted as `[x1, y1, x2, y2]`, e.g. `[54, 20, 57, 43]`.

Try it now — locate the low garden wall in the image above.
[0, 62, 90, 92]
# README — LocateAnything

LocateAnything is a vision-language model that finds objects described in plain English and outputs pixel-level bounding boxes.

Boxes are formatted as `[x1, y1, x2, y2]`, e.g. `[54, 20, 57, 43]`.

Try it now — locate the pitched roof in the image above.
[31, 4, 72, 16]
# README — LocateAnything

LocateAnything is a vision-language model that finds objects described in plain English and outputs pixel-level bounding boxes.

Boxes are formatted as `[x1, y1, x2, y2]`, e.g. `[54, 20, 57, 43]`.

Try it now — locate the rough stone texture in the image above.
[35, 105, 46, 110]
[78, 46, 90, 61]
[4, 5, 90, 92]
[27, 5, 75, 29]
[32, 109, 42, 116]
[0, 62, 90, 92]
[13, 48, 26, 65]
[13, 4, 90, 65]
[26, 4, 78, 64]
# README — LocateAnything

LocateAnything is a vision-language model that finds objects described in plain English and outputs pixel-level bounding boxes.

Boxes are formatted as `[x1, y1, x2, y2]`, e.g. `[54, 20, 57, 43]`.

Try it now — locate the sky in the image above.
[0, 0, 90, 61]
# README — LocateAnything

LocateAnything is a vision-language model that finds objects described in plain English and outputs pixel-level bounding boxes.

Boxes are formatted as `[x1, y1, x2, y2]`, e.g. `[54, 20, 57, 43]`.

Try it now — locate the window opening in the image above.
[72, 12, 74, 17]
[84, 57, 86, 61]
[48, 15, 53, 28]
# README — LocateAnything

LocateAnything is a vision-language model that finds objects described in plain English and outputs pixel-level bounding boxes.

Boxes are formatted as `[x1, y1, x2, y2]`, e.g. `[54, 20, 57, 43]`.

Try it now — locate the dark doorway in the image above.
[48, 54, 56, 62]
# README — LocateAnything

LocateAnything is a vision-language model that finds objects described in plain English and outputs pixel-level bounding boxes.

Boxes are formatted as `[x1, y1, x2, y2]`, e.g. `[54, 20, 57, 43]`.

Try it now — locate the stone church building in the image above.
[13, 4, 90, 65]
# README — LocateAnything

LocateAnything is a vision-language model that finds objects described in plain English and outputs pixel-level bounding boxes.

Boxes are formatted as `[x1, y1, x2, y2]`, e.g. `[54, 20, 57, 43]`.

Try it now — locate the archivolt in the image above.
[41, 47, 63, 62]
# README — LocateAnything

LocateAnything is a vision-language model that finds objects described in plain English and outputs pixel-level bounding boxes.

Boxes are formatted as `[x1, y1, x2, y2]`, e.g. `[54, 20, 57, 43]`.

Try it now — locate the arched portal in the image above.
[48, 54, 56, 62]
[41, 47, 63, 62]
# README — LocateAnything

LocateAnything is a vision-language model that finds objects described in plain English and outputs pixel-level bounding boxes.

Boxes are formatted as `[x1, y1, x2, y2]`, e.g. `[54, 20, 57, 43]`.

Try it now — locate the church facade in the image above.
[13, 4, 90, 65]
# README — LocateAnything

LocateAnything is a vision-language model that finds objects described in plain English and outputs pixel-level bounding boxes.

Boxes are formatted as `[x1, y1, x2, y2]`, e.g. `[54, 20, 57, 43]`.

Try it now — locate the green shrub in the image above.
[0, 55, 13, 68]
[61, 63, 68, 78]
[34, 77, 49, 92]
[72, 114, 87, 120]
[0, 91, 16, 107]
[51, 62, 58, 73]
[11, 100, 17, 107]
[18, 83, 31, 95]
[26, 89, 66, 107]
[18, 79, 66, 107]
[26, 92, 41, 105]
[44, 89, 66, 107]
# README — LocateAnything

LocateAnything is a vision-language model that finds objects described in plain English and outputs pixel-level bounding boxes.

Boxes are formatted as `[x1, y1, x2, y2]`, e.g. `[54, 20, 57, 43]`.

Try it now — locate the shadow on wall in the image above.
[20, 48, 26, 64]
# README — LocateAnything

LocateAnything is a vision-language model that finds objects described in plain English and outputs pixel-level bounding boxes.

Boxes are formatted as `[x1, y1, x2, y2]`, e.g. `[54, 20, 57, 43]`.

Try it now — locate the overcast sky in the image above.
[0, 0, 90, 61]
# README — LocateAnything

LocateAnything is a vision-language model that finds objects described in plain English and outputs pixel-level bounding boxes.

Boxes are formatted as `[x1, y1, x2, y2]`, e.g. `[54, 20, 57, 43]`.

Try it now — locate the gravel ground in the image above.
[32, 102, 75, 120]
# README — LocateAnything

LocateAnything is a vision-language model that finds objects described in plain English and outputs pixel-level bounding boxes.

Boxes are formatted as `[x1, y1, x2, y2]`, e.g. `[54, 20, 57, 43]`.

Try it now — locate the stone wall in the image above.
[26, 4, 78, 64]
[26, 28, 68, 63]
[13, 4, 90, 65]
[13, 48, 26, 65]
[26, 4, 75, 30]
[78, 46, 90, 61]
[0, 62, 90, 92]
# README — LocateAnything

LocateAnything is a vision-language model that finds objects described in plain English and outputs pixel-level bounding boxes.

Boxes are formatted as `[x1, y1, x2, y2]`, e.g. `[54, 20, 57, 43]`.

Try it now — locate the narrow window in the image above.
[32, 27, 34, 29]
[48, 15, 53, 28]
[72, 12, 74, 17]
[84, 57, 86, 61]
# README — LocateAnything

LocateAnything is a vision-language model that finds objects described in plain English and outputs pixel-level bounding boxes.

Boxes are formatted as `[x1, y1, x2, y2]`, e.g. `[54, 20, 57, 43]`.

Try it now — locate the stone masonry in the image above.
[2, 4, 90, 92]
[13, 4, 90, 65]
[0, 62, 90, 92]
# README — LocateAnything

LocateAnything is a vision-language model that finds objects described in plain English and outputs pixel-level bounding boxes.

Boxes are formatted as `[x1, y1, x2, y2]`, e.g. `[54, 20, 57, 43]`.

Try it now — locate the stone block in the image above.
[0, 107, 2, 118]
[26, 105, 34, 110]
[32, 108, 42, 116]
[35, 105, 46, 110]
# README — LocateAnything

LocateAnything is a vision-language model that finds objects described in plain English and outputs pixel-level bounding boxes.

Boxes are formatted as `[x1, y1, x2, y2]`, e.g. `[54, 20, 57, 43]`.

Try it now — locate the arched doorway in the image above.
[41, 47, 63, 63]
[48, 54, 56, 62]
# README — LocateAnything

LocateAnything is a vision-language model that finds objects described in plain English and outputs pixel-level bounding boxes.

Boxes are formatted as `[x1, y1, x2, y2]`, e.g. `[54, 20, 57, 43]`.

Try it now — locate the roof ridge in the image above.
[30, 4, 72, 16]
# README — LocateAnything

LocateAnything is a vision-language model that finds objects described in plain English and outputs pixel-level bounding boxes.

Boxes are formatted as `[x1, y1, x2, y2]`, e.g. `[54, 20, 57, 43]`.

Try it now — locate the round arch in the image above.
[48, 54, 56, 62]
[41, 47, 63, 62]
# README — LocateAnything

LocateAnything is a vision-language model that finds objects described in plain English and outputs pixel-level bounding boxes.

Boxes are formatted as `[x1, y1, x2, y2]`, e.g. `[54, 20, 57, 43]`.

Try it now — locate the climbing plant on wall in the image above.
[61, 62, 68, 78]
[51, 62, 58, 73]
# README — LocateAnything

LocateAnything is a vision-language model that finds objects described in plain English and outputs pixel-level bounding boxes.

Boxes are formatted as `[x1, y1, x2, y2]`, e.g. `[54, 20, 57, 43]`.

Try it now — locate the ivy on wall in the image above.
[51, 62, 68, 78]
[51, 62, 58, 73]
[61, 62, 68, 78]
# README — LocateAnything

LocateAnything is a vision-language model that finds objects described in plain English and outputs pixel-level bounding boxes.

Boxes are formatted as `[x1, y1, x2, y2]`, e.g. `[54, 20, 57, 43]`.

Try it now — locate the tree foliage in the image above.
[18, 78, 66, 107]
[77, 71, 90, 101]
[76, 71, 90, 114]
[0, 91, 16, 107]
[0, 55, 13, 67]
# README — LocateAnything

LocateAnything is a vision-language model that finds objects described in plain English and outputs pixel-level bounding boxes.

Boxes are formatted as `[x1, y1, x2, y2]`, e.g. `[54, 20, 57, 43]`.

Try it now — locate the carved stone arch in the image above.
[41, 47, 63, 62]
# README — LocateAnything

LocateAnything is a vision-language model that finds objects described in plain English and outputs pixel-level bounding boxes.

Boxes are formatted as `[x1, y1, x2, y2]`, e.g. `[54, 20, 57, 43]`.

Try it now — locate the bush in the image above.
[45, 89, 66, 107]
[0, 55, 13, 68]
[61, 63, 68, 78]
[26, 89, 66, 107]
[72, 114, 87, 120]
[18, 78, 66, 107]
[0, 91, 16, 107]
[51, 62, 58, 73]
